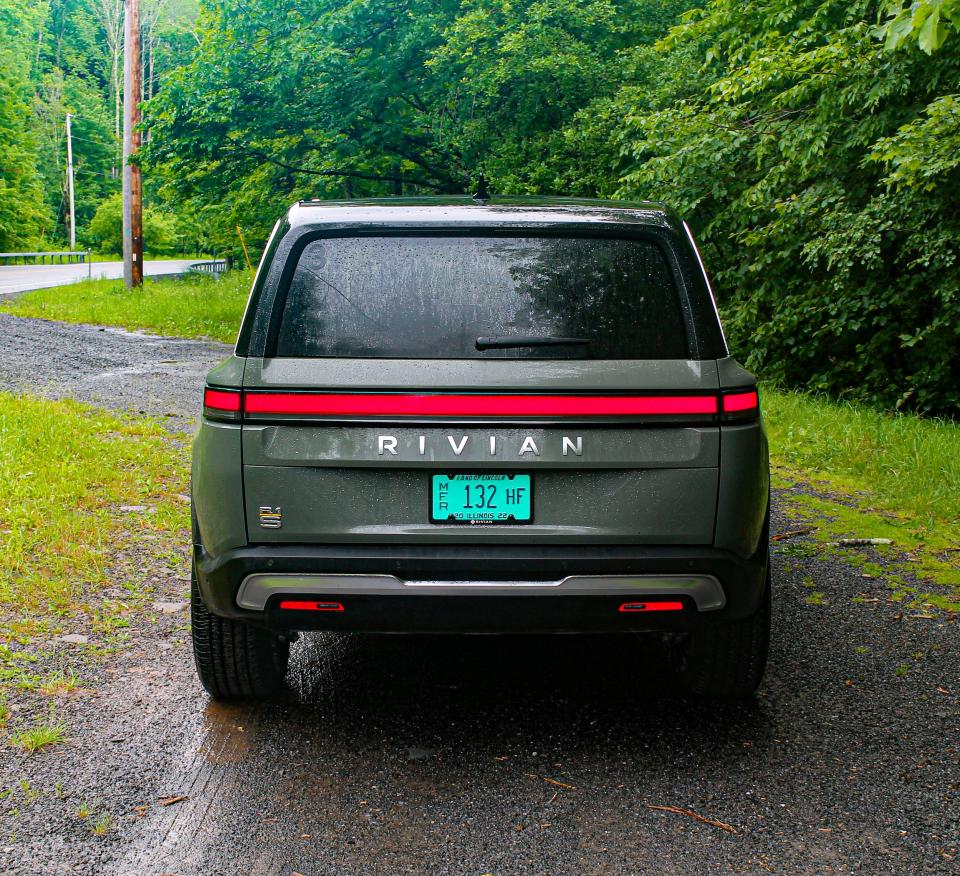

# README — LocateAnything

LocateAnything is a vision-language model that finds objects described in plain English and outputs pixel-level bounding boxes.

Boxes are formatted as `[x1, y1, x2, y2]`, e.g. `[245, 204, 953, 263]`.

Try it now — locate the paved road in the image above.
[0, 259, 198, 296]
[0, 313, 957, 875]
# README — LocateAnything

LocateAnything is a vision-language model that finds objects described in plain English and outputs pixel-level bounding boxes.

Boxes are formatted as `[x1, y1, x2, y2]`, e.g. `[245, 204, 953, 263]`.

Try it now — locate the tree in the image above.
[86, 191, 176, 253]
[0, 0, 50, 249]
[607, 0, 960, 413]
[878, 0, 960, 53]
[141, 0, 698, 253]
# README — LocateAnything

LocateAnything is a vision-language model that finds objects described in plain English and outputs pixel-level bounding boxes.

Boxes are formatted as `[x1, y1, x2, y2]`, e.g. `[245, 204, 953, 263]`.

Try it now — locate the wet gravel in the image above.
[0, 313, 230, 431]
[0, 315, 957, 874]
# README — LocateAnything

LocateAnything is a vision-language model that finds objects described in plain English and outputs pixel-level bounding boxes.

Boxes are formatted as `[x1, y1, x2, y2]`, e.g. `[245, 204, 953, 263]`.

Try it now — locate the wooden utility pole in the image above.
[122, 0, 143, 288]
[65, 113, 76, 250]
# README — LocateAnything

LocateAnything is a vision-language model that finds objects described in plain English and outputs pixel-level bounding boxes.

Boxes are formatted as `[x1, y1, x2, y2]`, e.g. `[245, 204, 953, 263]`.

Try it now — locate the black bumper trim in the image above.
[195, 543, 767, 632]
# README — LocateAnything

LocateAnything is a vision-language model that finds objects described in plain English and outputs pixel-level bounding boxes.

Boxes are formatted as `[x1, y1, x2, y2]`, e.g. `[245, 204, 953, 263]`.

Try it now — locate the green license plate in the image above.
[431, 473, 532, 524]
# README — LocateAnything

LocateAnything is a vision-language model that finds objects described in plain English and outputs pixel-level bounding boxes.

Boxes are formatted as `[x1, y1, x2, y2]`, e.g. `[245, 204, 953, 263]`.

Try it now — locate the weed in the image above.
[91, 812, 113, 836]
[75, 800, 91, 819]
[18, 779, 40, 805]
[9, 710, 68, 753]
[38, 669, 81, 696]
[896, 663, 910, 677]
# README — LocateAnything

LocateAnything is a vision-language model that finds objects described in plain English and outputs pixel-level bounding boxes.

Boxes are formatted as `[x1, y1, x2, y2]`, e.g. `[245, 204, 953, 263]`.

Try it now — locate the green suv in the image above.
[191, 198, 770, 700]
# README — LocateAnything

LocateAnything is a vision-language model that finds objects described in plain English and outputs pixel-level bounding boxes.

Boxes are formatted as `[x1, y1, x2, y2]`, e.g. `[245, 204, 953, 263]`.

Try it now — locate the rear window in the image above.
[274, 235, 689, 359]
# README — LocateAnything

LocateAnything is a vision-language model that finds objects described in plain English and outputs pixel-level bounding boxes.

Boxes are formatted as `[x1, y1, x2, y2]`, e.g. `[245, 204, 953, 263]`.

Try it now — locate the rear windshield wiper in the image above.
[475, 335, 591, 351]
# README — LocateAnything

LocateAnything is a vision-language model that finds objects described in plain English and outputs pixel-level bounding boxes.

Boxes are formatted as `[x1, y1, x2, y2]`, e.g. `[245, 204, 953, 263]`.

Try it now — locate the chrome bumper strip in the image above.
[236, 573, 725, 612]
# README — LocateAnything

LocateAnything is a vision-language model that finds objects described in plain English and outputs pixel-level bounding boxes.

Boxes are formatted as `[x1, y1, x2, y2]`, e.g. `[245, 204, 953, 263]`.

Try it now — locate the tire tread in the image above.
[191, 566, 289, 700]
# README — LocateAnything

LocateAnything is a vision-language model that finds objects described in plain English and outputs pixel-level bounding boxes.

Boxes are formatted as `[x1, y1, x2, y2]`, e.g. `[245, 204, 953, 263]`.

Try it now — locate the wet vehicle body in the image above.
[191, 197, 770, 699]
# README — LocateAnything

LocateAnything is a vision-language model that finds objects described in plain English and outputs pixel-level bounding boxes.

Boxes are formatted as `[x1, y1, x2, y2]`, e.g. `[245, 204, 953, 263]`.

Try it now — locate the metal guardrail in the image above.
[189, 259, 228, 276]
[0, 250, 91, 266]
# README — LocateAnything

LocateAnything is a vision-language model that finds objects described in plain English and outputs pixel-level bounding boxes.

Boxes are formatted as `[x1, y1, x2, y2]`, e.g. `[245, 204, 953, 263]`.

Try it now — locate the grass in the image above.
[0, 393, 189, 722]
[0, 393, 188, 613]
[764, 386, 960, 608]
[90, 812, 113, 836]
[37, 669, 81, 696]
[9, 711, 68, 753]
[764, 387, 960, 528]
[0, 270, 251, 343]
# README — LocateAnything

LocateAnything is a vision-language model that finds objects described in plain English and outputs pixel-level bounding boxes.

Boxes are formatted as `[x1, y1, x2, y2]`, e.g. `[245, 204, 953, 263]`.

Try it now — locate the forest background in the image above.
[1, 0, 958, 414]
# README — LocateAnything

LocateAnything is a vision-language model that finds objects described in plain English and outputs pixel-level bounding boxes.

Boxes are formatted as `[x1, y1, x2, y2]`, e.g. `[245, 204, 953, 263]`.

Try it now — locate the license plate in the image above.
[431, 473, 532, 524]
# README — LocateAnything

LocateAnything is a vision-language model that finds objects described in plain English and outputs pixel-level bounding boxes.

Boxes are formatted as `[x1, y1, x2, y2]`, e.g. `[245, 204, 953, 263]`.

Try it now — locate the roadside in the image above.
[0, 260, 200, 297]
[0, 272, 250, 344]
[0, 311, 956, 873]
[0, 313, 229, 432]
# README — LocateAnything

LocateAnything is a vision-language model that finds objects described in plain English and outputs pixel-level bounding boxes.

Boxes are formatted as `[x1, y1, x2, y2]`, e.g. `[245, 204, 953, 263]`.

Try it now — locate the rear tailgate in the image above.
[240, 358, 720, 545]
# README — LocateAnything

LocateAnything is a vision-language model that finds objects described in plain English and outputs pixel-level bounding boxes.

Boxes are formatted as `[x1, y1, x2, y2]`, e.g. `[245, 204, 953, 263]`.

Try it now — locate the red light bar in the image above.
[619, 601, 685, 613]
[244, 393, 719, 418]
[204, 388, 241, 412]
[722, 390, 759, 413]
[278, 600, 344, 612]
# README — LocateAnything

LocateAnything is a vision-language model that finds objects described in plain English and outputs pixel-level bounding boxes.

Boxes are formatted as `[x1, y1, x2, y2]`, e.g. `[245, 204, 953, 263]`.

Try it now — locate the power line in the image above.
[70, 132, 118, 148]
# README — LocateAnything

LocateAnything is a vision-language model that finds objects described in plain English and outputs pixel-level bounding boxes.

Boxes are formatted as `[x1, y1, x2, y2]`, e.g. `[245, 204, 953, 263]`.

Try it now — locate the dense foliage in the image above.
[611, 0, 960, 413]
[3, 1, 959, 413]
[0, 1, 49, 248]
[1, 0, 199, 250]
[86, 192, 179, 254]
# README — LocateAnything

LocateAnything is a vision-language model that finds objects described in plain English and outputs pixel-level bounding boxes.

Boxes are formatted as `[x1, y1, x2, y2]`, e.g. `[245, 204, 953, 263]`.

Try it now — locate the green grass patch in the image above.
[9, 710, 68, 753]
[0, 270, 251, 343]
[764, 387, 959, 527]
[0, 393, 188, 612]
[0, 393, 189, 721]
[764, 387, 960, 608]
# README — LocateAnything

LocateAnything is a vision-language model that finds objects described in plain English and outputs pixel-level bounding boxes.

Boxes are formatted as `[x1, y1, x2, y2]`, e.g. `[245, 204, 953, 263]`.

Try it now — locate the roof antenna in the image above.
[472, 173, 491, 203]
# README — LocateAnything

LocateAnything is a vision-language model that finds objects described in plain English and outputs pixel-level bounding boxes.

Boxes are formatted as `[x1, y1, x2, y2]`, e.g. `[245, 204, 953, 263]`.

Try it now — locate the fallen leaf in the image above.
[158, 795, 188, 807]
[133, 805, 148, 817]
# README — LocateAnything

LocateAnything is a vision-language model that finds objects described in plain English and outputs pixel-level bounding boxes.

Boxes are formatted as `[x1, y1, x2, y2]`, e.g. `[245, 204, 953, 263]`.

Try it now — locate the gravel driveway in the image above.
[0, 313, 230, 431]
[0, 313, 957, 875]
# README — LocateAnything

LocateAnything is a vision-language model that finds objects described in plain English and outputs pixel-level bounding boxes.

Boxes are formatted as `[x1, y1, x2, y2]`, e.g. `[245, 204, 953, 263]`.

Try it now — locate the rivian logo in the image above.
[377, 434, 583, 457]
[259, 506, 282, 529]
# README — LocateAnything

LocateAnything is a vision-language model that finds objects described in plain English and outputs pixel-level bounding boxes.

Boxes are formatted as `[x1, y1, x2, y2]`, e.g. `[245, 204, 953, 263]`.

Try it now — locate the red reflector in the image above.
[204, 388, 241, 412]
[722, 390, 759, 413]
[278, 600, 344, 612]
[618, 601, 685, 613]
[243, 393, 719, 418]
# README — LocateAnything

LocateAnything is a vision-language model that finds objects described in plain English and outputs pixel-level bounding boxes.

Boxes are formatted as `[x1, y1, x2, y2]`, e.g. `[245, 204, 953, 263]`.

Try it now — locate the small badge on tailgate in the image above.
[259, 506, 283, 529]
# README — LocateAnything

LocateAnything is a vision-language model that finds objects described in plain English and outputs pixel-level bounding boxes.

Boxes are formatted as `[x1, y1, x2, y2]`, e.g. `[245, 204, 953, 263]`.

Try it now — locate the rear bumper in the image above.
[194, 543, 768, 633]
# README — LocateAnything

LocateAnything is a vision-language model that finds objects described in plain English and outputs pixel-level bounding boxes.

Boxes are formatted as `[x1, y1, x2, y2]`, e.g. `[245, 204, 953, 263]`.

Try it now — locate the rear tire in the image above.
[191, 563, 290, 701]
[671, 566, 771, 699]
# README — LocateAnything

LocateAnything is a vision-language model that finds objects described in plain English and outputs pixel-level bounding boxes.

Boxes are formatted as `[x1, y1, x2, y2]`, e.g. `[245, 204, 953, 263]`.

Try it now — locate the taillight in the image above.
[619, 601, 685, 613]
[278, 600, 344, 612]
[203, 387, 241, 422]
[204, 388, 241, 411]
[242, 392, 720, 418]
[721, 389, 760, 420]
